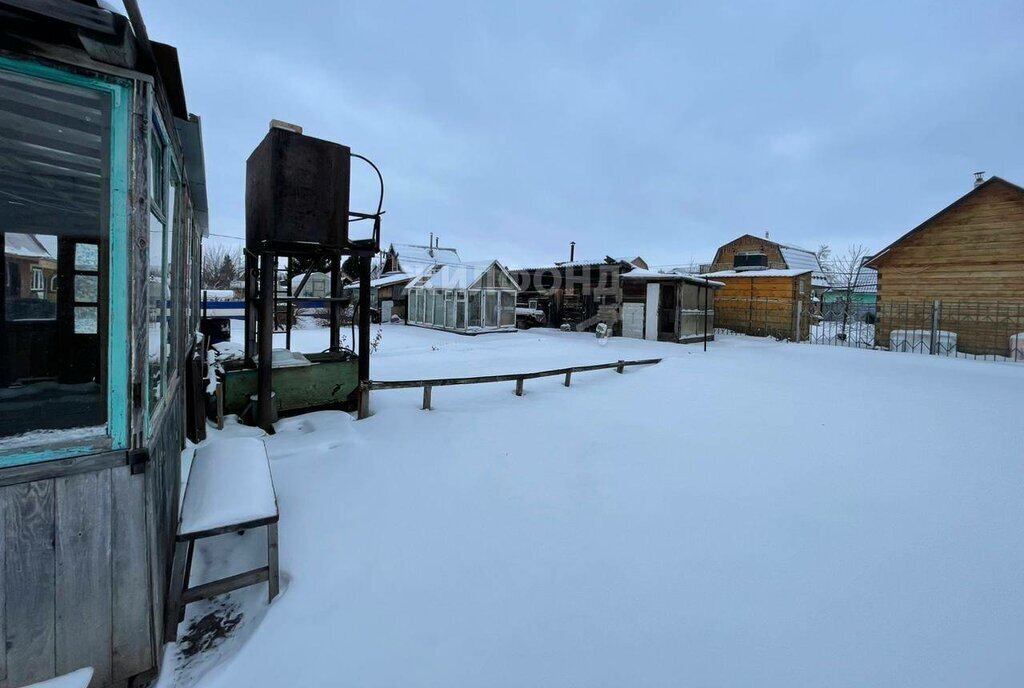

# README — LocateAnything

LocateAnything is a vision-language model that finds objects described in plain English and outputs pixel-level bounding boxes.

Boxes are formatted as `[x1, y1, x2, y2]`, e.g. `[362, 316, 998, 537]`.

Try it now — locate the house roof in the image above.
[389, 243, 461, 268]
[4, 233, 54, 260]
[865, 176, 1024, 268]
[406, 260, 519, 291]
[510, 255, 644, 272]
[700, 268, 813, 279]
[621, 268, 725, 287]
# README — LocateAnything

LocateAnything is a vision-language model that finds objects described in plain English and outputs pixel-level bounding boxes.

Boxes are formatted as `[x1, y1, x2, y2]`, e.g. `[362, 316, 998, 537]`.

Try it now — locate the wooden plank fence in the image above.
[357, 358, 662, 418]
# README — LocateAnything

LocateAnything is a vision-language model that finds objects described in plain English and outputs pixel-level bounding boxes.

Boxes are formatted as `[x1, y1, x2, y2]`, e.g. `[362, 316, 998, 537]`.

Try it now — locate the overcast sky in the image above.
[146, 1, 1023, 268]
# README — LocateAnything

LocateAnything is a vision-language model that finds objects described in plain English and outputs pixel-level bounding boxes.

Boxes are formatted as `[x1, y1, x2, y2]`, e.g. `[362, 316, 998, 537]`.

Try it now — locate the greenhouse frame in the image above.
[406, 260, 520, 333]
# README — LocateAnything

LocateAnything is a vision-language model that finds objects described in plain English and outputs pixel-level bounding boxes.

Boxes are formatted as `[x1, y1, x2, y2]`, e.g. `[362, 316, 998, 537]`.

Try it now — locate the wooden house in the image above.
[708, 234, 831, 298]
[0, 3, 208, 686]
[510, 256, 647, 332]
[701, 269, 813, 341]
[864, 176, 1024, 356]
[619, 270, 722, 343]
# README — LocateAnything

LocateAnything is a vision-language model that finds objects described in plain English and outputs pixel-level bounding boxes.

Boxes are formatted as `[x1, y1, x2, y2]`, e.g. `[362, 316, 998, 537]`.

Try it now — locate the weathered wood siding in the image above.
[872, 179, 1024, 354]
[713, 274, 811, 341]
[0, 465, 152, 688]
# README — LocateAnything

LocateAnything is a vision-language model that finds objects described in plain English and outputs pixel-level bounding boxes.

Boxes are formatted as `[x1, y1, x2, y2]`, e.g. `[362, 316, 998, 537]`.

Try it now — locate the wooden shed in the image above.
[865, 176, 1024, 356]
[0, 3, 207, 686]
[619, 270, 722, 343]
[701, 269, 813, 341]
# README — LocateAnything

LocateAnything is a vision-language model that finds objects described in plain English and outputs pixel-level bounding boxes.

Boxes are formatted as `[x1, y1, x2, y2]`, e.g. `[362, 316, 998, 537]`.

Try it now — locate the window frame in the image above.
[0, 56, 130, 468]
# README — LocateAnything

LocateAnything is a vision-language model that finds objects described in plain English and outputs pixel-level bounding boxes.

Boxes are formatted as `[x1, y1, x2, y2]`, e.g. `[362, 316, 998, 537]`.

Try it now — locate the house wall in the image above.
[710, 235, 788, 272]
[0, 61, 198, 688]
[872, 180, 1024, 354]
[713, 274, 812, 340]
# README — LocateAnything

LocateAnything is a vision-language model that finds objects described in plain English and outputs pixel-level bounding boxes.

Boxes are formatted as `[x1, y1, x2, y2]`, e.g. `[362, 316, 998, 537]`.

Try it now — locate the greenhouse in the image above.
[406, 260, 519, 333]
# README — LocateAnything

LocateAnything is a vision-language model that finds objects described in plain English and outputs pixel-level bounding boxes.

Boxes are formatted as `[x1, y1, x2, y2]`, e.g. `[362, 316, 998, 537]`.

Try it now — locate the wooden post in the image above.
[163, 541, 190, 643]
[215, 380, 225, 430]
[267, 523, 280, 602]
[929, 300, 941, 355]
[357, 385, 370, 420]
[794, 298, 802, 342]
[616, 360, 624, 374]
[564, 371, 572, 387]
[422, 385, 432, 410]
[515, 378, 524, 396]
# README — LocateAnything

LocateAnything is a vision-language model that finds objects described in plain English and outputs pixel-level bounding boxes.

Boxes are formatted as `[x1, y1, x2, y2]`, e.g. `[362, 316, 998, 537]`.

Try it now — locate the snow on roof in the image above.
[510, 255, 644, 271]
[370, 272, 414, 289]
[390, 243, 461, 267]
[700, 268, 813, 279]
[621, 269, 725, 287]
[4, 233, 54, 260]
[830, 267, 878, 295]
[776, 244, 831, 288]
[406, 260, 519, 291]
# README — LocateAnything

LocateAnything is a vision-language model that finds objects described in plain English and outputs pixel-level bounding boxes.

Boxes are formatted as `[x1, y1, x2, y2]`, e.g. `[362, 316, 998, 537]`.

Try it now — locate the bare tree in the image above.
[201, 244, 244, 290]
[824, 244, 869, 340]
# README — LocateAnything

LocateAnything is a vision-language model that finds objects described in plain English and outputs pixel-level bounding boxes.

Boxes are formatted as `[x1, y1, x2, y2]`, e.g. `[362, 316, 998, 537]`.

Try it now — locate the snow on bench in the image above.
[166, 436, 280, 643]
[25, 668, 93, 688]
[179, 437, 278, 537]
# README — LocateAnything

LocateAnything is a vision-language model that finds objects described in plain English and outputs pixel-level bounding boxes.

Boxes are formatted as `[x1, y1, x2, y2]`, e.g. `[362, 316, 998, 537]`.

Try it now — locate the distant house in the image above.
[509, 256, 647, 332]
[864, 175, 1024, 355]
[822, 262, 877, 321]
[708, 234, 831, 298]
[4, 233, 58, 318]
[348, 239, 462, 320]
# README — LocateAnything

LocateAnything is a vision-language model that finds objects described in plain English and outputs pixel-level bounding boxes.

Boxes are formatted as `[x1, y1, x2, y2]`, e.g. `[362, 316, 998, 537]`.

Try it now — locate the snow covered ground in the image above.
[160, 324, 1024, 688]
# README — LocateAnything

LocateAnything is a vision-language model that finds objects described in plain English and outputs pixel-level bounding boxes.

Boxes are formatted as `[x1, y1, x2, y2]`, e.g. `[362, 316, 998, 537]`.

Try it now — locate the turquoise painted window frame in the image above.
[0, 56, 131, 468]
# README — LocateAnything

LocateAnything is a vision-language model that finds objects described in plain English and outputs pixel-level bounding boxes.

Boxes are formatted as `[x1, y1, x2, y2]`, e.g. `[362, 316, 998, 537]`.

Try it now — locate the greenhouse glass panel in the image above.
[432, 290, 444, 325]
[425, 290, 433, 324]
[456, 298, 466, 329]
[484, 291, 498, 327]
[500, 291, 516, 326]
[445, 290, 456, 328]
[468, 291, 481, 327]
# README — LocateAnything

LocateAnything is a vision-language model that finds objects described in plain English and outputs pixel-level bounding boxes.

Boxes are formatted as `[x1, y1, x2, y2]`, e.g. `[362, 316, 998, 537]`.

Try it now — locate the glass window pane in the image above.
[468, 291, 481, 327]
[445, 291, 456, 328]
[75, 244, 99, 271]
[456, 299, 466, 329]
[150, 130, 165, 209]
[74, 275, 99, 303]
[484, 291, 498, 327]
[432, 290, 444, 325]
[74, 306, 98, 334]
[164, 171, 179, 384]
[500, 291, 516, 326]
[1, 68, 110, 441]
[148, 212, 165, 410]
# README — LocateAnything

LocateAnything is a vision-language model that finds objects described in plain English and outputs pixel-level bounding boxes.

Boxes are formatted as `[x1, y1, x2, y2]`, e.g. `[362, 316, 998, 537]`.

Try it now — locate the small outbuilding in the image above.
[701, 268, 813, 341]
[405, 260, 519, 334]
[619, 270, 723, 343]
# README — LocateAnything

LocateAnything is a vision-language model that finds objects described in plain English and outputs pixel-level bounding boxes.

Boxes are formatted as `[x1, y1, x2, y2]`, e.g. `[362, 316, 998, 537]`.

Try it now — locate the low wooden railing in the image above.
[356, 358, 662, 419]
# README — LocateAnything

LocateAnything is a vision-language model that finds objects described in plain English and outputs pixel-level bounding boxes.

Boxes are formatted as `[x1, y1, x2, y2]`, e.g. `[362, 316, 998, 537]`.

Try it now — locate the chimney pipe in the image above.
[974, 171, 985, 188]
[429, 232, 434, 257]
[765, 231, 770, 239]
[570, 241, 576, 262]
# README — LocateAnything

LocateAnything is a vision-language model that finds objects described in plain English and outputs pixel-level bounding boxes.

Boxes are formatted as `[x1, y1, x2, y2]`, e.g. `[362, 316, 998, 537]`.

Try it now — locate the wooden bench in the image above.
[164, 437, 280, 643]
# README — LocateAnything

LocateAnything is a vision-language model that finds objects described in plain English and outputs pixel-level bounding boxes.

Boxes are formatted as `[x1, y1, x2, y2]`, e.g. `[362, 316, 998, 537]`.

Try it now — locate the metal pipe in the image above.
[358, 255, 371, 383]
[257, 251, 275, 432]
[329, 256, 341, 351]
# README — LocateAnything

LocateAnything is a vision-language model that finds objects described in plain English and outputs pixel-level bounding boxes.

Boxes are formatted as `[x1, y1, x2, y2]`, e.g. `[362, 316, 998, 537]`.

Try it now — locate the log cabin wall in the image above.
[713, 274, 812, 341]
[870, 179, 1024, 354]
[710, 235, 788, 272]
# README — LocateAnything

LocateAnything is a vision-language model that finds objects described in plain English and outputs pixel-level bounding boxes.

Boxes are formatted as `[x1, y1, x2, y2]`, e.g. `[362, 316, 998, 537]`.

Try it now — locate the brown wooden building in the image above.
[701, 269, 813, 341]
[865, 176, 1024, 356]
[708, 234, 830, 298]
